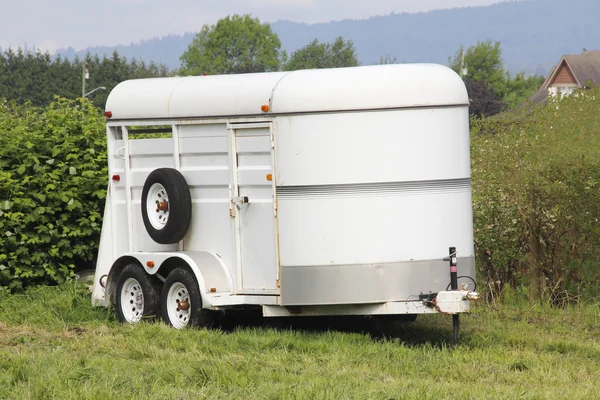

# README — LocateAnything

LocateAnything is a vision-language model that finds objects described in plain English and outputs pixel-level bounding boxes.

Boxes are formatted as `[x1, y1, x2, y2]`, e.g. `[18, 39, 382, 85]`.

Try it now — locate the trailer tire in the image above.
[115, 264, 161, 324]
[141, 168, 192, 244]
[160, 267, 215, 329]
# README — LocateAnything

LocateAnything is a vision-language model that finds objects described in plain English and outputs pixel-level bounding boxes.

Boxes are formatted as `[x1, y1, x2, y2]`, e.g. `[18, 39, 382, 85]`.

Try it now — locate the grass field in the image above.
[1, 282, 599, 399]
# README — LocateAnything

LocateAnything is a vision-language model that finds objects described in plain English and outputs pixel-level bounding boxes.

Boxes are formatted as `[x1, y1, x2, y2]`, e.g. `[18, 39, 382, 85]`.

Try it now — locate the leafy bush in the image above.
[471, 87, 600, 301]
[0, 98, 107, 292]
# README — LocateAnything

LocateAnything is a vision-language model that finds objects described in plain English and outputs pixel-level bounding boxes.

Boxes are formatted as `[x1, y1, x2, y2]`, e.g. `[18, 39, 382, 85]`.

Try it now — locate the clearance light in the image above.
[261, 105, 270, 112]
[146, 261, 155, 268]
[104, 111, 112, 118]
[112, 175, 120, 181]
[266, 174, 273, 181]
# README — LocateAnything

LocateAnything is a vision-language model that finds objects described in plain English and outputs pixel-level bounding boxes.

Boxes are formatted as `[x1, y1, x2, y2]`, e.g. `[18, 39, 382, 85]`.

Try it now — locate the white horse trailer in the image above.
[92, 64, 479, 336]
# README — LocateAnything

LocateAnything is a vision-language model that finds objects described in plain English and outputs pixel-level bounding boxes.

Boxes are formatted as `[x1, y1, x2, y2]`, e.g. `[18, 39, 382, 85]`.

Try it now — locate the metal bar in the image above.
[449, 247, 458, 291]
[445, 246, 460, 345]
[172, 124, 184, 252]
[107, 127, 120, 262]
[122, 126, 134, 252]
[453, 314, 460, 345]
[269, 123, 281, 287]
[228, 125, 243, 293]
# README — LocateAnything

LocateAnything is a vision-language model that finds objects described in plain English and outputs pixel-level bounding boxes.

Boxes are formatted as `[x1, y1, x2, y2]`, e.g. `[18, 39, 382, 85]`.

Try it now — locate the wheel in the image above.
[115, 264, 161, 324]
[141, 168, 192, 244]
[160, 267, 215, 329]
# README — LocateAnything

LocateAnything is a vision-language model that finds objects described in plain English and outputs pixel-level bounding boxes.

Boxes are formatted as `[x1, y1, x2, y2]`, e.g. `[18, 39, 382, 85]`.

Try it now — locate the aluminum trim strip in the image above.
[276, 178, 471, 199]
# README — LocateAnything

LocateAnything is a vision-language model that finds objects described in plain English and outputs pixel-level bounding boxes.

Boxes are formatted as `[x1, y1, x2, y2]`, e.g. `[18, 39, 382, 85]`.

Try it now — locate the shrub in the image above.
[0, 97, 107, 292]
[471, 87, 600, 301]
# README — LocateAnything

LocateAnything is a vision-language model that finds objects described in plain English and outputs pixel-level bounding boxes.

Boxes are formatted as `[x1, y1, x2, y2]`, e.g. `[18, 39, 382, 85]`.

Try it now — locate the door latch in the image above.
[232, 196, 249, 210]
[232, 196, 249, 204]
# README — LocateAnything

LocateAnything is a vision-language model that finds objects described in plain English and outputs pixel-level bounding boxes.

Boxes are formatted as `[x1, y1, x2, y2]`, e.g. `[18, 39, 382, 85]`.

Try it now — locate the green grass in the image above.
[1, 283, 600, 399]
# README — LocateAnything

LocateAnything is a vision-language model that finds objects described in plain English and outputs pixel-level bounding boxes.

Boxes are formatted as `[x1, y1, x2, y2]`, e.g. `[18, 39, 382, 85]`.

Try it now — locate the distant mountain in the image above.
[56, 0, 600, 76]
[56, 33, 197, 68]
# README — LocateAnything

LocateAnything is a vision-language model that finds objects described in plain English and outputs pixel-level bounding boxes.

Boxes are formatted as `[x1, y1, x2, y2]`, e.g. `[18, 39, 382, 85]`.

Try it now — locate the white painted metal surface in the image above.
[262, 290, 475, 317]
[104, 64, 467, 120]
[93, 63, 476, 321]
[270, 64, 468, 114]
[229, 124, 278, 292]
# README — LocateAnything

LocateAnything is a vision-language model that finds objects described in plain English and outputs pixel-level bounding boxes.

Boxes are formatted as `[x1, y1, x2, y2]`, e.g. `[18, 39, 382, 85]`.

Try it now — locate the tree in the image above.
[465, 79, 505, 118]
[378, 54, 398, 65]
[179, 15, 282, 75]
[449, 40, 507, 99]
[283, 37, 359, 71]
[504, 71, 545, 109]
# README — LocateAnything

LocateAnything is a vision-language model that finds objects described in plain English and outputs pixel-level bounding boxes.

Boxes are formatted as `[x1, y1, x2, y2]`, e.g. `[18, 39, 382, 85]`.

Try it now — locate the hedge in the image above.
[0, 98, 107, 291]
[471, 86, 600, 301]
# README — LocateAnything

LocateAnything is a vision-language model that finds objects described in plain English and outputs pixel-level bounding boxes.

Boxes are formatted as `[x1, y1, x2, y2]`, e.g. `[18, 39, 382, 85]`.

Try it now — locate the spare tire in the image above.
[141, 168, 192, 244]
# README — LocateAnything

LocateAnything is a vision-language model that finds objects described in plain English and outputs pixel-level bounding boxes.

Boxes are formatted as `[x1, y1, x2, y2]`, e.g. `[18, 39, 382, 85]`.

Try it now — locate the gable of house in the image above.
[551, 62, 578, 86]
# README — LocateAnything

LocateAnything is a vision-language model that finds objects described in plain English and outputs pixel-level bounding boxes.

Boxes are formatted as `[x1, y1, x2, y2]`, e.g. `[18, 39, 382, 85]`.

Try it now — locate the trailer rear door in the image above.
[229, 123, 279, 293]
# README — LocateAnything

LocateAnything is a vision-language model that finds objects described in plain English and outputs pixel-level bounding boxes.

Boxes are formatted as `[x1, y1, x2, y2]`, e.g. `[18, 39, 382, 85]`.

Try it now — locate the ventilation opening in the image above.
[127, 125, 173, 139]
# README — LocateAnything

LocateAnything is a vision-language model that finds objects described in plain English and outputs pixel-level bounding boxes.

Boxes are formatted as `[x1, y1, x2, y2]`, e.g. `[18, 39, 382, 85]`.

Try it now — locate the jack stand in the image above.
[453, 314, 460, 345]
[444, 246, 460, 346]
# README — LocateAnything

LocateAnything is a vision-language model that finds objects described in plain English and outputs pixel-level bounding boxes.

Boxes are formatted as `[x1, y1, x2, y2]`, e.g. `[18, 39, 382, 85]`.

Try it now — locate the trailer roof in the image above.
[105, 64, 468, 120]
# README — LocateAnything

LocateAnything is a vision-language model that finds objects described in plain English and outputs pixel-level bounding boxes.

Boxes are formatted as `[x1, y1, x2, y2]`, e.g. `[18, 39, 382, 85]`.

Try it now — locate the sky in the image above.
[0, 0, 508, 53]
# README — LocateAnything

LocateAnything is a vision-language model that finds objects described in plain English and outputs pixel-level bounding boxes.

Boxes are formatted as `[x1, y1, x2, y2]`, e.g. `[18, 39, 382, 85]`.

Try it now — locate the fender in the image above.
[104, 251, 233, 309]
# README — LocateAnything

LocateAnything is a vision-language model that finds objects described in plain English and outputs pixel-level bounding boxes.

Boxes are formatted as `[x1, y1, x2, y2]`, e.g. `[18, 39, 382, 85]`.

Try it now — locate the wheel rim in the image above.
[120, 278, 144, 323]
[166, 282, 191, 329]
[146, 183, 169, 230]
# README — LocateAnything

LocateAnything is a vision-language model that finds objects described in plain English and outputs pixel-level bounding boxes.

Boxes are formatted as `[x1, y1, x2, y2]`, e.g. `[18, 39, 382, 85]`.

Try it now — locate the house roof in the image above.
[564, 50, 600, 86]
[529, 50, 600, 103]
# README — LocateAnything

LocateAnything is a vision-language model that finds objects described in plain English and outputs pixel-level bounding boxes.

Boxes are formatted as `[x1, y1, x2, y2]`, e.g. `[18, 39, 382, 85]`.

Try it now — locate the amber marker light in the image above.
[146, 261, 155, 268]
[266, 174, 273, 181]
[261, 105, 270, 112]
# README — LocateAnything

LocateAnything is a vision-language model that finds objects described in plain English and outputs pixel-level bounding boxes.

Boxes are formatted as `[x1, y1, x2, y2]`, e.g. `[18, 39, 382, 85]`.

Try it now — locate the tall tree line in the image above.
[0, 49, 169, 108]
